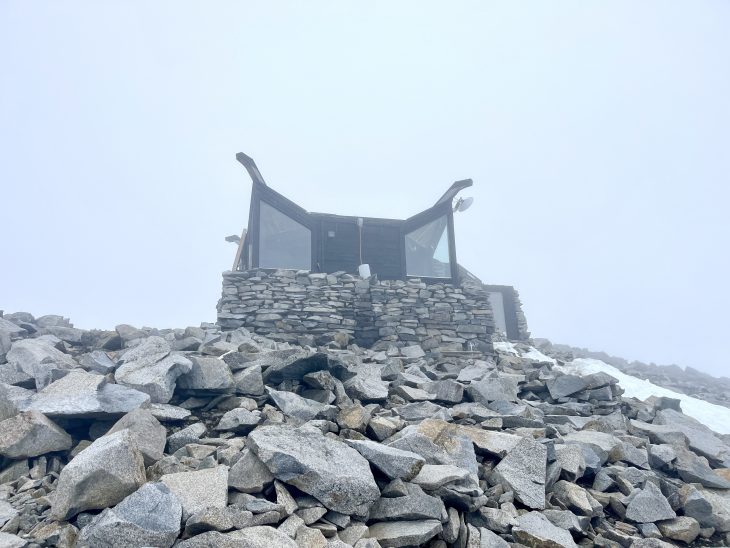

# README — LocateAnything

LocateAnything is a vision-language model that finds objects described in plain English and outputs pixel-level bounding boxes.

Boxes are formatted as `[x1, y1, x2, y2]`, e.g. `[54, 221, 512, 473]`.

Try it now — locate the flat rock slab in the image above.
[345, 438, 425, 481]
[248, 425, 380, 516]
[0, 410, 72, 458]
[78, 482, 182, 548]
[176, 526, 298, 548]
[367, 520, 442, 548]
[266, 388, 337, 421]
[20, 369, 150, 418]
[513, 511, 578, 548]
[51, 429, 146, 520]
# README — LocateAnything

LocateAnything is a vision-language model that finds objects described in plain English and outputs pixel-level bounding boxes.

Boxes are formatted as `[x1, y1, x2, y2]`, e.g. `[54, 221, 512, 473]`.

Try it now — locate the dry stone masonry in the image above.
[2, 310, 730, 547]
[217, 270, 495, 352]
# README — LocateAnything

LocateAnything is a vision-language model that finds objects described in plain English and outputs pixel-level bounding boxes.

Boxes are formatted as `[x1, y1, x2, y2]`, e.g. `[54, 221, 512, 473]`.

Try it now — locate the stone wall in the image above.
[217, 270, 495, 351]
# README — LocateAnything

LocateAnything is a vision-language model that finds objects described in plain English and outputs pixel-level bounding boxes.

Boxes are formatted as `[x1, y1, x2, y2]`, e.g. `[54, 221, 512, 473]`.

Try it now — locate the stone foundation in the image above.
[216, 270, 496, 351]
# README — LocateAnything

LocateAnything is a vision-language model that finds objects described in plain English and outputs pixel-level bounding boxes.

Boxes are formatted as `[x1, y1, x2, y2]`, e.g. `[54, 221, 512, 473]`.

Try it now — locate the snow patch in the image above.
[557, 358, 730, 436]
[521, 347, 557, 365]
[493, 341, 518, 355]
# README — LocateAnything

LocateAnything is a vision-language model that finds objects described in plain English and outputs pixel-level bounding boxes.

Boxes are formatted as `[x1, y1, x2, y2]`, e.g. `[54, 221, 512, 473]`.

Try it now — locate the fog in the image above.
[1, 2, 728, 375]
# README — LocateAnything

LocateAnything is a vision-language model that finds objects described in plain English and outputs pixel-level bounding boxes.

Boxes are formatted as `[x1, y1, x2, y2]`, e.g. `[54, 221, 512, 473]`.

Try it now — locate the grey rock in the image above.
[0, 411, 72, 458]
[478, 527, 509, 548]
[411, 464, 471, 490]
[115, 336, 192, 403]
[228, 447, 275, 493]
[466, 375, 519, 403]
[167, 422, 207, 453]
[148, 403, 192, 421]
[215, 407, 261, 433]
[475, 507, 516, 534]
[21, 368, 150, 418]
[654, 408, 730, 465]
[512, 511, 578, 548]
[0, 533, 27, 548]
[6, 338, 77, 388]
[0, 500, 18, 528]
[233, 365, 265, 396]
[79, 350, 118, 374]
[541, 509, 589, 535]
[657, 516, 700, 544]
[418, 380, 464, 404]
[176, 526, 298, 548]
[551, 480, 602, 517]
[368, 484, 445, 521]
[77, 482, 182, 548]
[161, 465, 229, 520]
[345, 438, 425, 480]
[554, 444, 586, 481]
[177, 356, 234, 392]
[648, 443, 676, 470]
[546, 374, 588, 399]
[262, 352, 327, 384]
[625, 481, 676, 523]
[51, 429, 147, 520]
[367, 520, 442, 547]
[344, 366, 389, 402]
[106, 408, 167, 466]
[248, 425, 380, 516]
[674, 446, 730, 488]
[491, 437, 547, 510]
[267, 388, 337, 421]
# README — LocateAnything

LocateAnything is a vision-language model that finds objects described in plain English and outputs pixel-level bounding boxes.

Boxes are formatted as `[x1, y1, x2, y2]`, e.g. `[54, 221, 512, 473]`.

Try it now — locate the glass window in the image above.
[258, 201, 311, 270]
[405, 215, 452, 278]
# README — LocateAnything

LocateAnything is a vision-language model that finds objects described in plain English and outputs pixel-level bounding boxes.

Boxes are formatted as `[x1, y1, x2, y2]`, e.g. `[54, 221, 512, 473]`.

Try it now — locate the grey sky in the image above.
[1, 2, 728, 375]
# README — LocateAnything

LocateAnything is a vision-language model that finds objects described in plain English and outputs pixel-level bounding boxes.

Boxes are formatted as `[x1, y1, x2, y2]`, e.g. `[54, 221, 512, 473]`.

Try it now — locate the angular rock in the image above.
[411, 464, 471, 490]
[51, 429, 147, 520]
[551, 480, 602, 517]
[367, 520, 442, 548]
[657, 516, 700, 544]
[625, 481, 676, 523]
[77, 482, 182, 548]
[215, 407, 261, 433]
[177, 355, 234, 392]
[491, 437, 547, 509]
[176, 526, 298, 548]
[554, 444, 586, 481]
[233, 365, 265, 396]
[6, 338, 77, 388]
[115, 336, 193, 403]
[345, 438, 425, 480]
[546, 375, 588, 399]
[512, 511, 578, 548]
[161, 465, 229, 520]
[21, 369, 150, 418]
[167, 422, 206, 453]
[248, 425, 380, 515]
[368, 484, 445, 521]
[674, 446, 730, 488]
[106, 408, 167, 466]
[228, 447, 275, 493]
[466, 375, 519, 403]
[267, 388, 337, 421]
[262, 352, 327, 384]
[79, 350, 117, 374]
[0, 411, 72, 458]
[0, 533, 27, 548]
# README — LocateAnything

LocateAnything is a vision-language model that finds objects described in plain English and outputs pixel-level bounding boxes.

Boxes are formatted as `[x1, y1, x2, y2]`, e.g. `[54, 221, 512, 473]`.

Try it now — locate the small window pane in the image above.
[405, 215, 452, 278]
[259, 201, 311, 270]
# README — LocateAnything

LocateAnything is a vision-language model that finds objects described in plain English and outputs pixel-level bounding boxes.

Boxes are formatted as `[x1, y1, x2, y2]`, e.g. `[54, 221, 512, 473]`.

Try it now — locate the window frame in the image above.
[401, 201, 458, 285]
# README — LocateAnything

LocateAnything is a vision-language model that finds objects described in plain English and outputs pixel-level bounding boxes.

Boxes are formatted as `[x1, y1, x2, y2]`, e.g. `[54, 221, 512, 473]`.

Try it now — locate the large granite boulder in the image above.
[0, 411, 72, 458]
[248, 424, 380, 515]
[161, 465, 229, 520]
[491, 436, 547, 509]
[51, 429, 147, 520]
[6, 338, 78, 388]
[106, 408, 167, 466]
[20, 369, 150, 418]
[77, 482, 182, 548]
[115, 336, 192, 403]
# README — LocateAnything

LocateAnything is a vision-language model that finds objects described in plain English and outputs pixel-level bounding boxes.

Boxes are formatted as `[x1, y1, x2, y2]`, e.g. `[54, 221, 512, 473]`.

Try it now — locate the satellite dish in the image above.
[454, 196, 474, 213]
